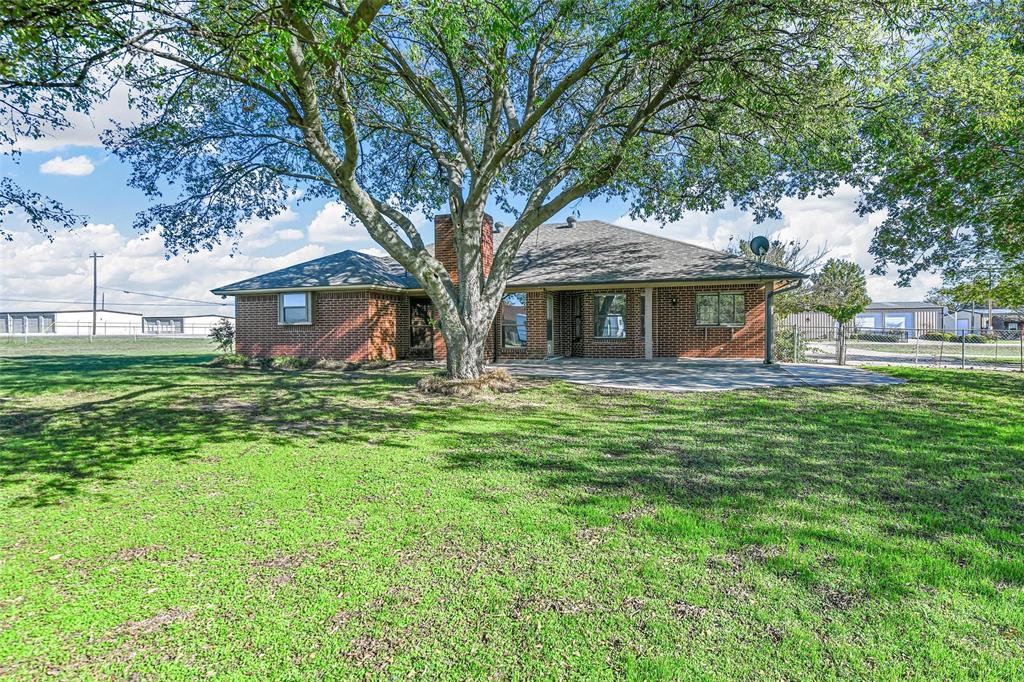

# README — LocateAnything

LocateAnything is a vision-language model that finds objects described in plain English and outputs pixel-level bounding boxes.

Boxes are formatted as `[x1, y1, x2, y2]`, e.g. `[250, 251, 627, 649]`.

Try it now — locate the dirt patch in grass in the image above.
[671, 601, 709, 620]
[510, 594, 598, 619]
[111, 545, 167, 562]
[614, 503, 656, 523]
[120, 608, 193, 636]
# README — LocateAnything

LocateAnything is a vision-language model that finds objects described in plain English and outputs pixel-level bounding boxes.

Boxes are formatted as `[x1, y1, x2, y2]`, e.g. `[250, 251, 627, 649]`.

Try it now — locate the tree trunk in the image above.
[443, 331, 488, 380]
[836, 321, 847, 365]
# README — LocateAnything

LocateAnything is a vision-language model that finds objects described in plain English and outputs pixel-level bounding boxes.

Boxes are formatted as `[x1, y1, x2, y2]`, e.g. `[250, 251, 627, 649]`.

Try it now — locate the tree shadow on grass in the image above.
[438, 372, 1024, 594]
[0, 355, 430, 507]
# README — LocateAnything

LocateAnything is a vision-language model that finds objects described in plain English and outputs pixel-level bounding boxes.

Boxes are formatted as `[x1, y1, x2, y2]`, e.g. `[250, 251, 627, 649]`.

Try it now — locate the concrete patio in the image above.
[501, 357, 905, 392]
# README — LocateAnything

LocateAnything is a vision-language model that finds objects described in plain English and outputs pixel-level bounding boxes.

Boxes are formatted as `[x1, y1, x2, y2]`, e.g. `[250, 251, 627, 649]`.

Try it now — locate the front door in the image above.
[569, 293, 584, 357]
[409, 298, 433, 360]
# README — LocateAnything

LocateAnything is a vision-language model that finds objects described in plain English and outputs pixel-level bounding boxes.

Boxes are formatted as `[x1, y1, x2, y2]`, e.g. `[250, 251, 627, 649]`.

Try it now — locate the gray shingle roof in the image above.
[212, 220, 804, 295]
[211, 250, 419, 294]
[499, 221, 804, 287]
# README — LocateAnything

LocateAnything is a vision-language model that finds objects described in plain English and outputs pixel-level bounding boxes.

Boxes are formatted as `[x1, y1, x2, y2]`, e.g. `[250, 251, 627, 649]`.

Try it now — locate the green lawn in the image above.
[1, 345, 1022, 680]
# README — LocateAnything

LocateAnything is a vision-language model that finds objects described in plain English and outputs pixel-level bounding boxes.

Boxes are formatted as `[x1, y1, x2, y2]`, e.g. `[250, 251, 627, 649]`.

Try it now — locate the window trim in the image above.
[278, 292, 313, 325]
[695, 291, 747, 328]
[593, 293, 628, 339]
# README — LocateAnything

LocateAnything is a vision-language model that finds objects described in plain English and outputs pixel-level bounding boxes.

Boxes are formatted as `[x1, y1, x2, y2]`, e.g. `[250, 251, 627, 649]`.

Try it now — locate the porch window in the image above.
[696, 292, 746, 327]
[501, 293, 527, 347]
[279, 292, 311, 325]
[594, 294, 627, 338]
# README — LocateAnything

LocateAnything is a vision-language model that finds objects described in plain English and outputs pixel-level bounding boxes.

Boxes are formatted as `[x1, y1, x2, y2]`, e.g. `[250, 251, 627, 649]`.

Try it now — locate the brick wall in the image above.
[395, 296, 411, 359]
[235, 291, 401, 361]
[491, 291, 548, 361]
[433, 213, 494, 284]
[653, 284, 765, 359]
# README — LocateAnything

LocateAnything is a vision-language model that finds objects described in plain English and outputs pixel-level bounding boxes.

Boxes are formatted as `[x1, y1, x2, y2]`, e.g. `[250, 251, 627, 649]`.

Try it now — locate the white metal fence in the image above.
[0, 322, 220, 338]
[777, 325, 1024, 371]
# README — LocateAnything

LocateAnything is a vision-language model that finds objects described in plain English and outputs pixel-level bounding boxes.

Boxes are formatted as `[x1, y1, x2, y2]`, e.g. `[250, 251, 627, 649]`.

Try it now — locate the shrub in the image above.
[773, 327, 808, 362]
[962, 333, 988, 344]
[313, 358, 394, 371]
[271, 355, 317, 370]
[417, 369, 518, 396]
[208, 353, 249, 367]
[849, 330, 906, 343]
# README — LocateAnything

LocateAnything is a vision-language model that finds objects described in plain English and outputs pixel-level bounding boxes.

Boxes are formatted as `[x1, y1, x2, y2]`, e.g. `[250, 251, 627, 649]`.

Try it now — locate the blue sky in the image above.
[1, 110, 941, 317]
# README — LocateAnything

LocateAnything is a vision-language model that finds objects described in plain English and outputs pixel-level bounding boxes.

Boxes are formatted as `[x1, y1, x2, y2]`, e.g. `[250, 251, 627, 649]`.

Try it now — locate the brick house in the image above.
[211, 215, 806, 363]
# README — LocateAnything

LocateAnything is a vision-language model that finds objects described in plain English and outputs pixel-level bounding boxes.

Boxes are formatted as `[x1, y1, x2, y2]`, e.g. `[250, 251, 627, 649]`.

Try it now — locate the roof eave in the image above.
[210, 283, 422, 296]
[504, 273, 807, 291]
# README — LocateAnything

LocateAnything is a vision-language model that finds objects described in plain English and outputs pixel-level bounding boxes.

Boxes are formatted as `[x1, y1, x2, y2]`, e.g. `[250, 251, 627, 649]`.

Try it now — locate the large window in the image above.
[695, 292, 746, 327]
[501, 293, 527, 347]
[594, 294, 627, 338]
[279, 292, 312, 325]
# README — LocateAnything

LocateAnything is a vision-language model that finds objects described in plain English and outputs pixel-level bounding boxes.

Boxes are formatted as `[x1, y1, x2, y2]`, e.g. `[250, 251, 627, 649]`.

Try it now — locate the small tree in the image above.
[727, 237, 828, 318]
[812, 259, 870, 364]
[208, 318, 235, 353]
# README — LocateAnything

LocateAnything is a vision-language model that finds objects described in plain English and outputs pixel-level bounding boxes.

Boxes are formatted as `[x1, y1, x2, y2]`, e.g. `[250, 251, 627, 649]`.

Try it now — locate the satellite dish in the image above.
[750, 235, 771, 257]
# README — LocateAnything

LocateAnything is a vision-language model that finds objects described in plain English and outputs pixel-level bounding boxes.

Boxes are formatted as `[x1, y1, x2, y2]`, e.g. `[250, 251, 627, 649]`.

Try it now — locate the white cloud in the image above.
[0, 212, 326, 317]
[9, 81, 139, 153]
[614, 185, 938, 301]
[306, 200, 430, 252]
[307, 202, 370, 245]
[39, 155, 95, 176]
[277, 228, 304, 240]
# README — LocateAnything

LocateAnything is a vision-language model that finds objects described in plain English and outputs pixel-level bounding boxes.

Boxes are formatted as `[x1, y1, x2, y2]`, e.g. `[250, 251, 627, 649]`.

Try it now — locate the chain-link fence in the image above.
[777, 325, 1024, 370]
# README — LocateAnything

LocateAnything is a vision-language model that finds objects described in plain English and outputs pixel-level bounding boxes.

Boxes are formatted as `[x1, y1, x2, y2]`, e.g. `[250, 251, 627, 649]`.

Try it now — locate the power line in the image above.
[0, 297, 229, 308]
[98, 286, 227, 306]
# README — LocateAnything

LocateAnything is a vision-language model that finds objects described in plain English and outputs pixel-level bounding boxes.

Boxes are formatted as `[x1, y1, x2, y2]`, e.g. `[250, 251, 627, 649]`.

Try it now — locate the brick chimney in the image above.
[433, 213, 494, 284]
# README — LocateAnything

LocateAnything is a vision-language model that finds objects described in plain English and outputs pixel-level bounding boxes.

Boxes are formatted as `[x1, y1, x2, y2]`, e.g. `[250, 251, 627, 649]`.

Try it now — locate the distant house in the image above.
[211, 214, 807, 363]
[956, 308, 1023, 333]
[784, 301, 950, 338]
[1, 309, 233, 336]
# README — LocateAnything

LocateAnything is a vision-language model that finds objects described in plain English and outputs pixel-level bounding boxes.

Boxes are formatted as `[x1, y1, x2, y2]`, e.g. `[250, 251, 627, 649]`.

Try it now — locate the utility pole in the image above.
[90, 252, 103, 335]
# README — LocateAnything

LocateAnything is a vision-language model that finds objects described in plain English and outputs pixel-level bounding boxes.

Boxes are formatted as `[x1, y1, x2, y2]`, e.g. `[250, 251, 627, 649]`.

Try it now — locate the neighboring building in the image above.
[211, 215, 807, 363]
[142, 315, 234, 335]
[955, 308, 1023, 332]
[784, 301, 950, 338]
[1, 309, 234, 335]
[0, 309, 145, 335]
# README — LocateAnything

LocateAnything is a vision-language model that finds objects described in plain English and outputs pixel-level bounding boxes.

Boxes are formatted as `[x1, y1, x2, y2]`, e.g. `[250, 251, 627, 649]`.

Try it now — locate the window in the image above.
[594, 294, 627, 338]
[695, 292, 746, 327]
[884, 313, 910, 329]
[279, 292, 311, 325]
[501, 293, 527, 347]
[855, 313, 880, 330]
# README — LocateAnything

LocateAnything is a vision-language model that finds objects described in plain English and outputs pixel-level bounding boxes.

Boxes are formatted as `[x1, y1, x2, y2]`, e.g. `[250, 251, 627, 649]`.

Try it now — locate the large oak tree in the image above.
[38, 0, 915, 377]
